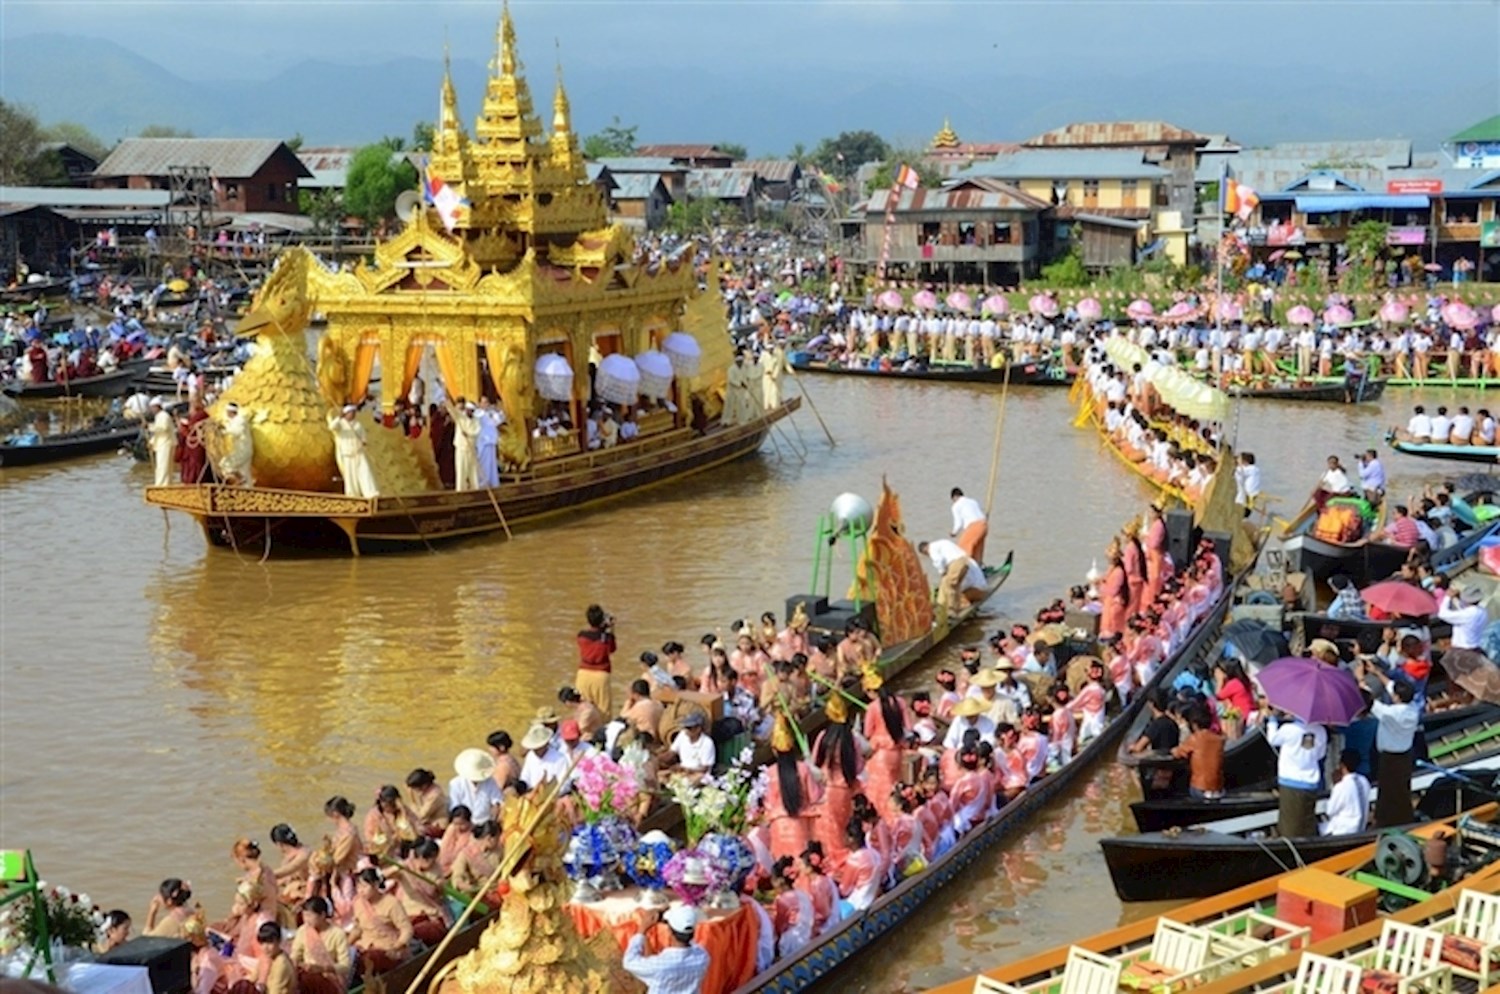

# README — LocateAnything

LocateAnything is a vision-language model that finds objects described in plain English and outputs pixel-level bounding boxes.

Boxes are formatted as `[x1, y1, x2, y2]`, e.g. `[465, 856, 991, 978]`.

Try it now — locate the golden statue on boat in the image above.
[147, 4, 795, 554]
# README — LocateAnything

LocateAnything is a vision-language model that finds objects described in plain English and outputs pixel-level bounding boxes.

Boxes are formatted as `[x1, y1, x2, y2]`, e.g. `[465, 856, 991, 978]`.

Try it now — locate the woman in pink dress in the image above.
[363, 785, 416, 862]
[699, 647, 734, 694]
[918, 769, 957, 858]
[949, 747, 994, 835]
[761, 715, 823, 861]
[887, 784, 926, 877]
[289, 897, 351, 994]
[1099, 546, 1128, 640]
[1143, 504, 1173, 605]
[349, 868, 413, 975]
[795, 844, 841, 936]
[1121, 529, 1147, 617]
[834, 821, 882, 916]
[270, 825, 311, 912]
[768, 857, 814, 958]
[319, 796, 363, 926]
[392, 838, 451, 946]
[144, 878, 196, 939]
[810, 696, 863, 867]
[437, 805, 472, 876]
[404, 769, 449, 838]
[861, 667, 911, 821]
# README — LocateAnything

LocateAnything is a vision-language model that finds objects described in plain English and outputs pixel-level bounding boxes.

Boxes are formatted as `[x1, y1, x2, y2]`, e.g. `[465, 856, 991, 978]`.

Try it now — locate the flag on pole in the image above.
[896, 163, 921, 190]
[423, 162, 468, 232]
[1219, 163, 1238, 216]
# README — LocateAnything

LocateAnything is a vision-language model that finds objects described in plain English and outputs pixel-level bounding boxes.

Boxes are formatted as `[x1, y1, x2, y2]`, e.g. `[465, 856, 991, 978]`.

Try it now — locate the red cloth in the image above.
[576, 628, 617, 673]
[568, 898, 759, 994]
[178, 409, 210, 484]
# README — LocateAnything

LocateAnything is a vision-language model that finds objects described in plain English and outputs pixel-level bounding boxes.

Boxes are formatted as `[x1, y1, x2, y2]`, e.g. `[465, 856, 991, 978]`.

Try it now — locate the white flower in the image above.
[78, 894, 91, 907]
[55, 886, 70, 899]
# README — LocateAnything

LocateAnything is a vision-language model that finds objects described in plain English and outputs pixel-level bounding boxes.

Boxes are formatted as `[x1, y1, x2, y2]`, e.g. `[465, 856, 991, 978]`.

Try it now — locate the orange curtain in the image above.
[350, 341, 378, 402]
[481, 341, 505, 398]
[401, 344, 424, 403]
[431, 341, 461, 401]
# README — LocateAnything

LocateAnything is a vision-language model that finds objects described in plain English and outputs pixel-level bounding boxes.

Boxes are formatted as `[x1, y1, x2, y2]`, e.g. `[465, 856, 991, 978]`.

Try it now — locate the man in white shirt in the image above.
[519, 723, 572, 791]
[1357, 449, 1386, 501]
[1320, 748, 1371, 837]
[1316, 456, 1354, 506]
[1268, 713, 1327, 837]
[1403, 404, 1433, 442]
[1371, 679, 1419, 827]
[1439, 586, 1488, 651]
[1481, 408, 1498, 445]
[664, 711, 716, 780]
[949, 487, 988, 565]
[1430, 406, 1452, 445]
[448, 748, 504, 824]
[919, 538, 988, 614]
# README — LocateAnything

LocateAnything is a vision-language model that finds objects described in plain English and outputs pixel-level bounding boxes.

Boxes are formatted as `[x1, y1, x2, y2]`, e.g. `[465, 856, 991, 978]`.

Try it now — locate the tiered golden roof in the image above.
[931, 118, 961, 150]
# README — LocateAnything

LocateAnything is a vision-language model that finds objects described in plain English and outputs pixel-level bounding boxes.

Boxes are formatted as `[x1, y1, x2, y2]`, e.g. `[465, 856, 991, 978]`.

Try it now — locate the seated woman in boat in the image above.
[794, 843, 841, 936]
[698, 646, 735, 695]
[1214, 660, 1256, 735]
[1045, 684, 1077, 769]
[729, 631, 768, 700]
[144, 877, 196, 939]
[403, 769, 448, 838]
[97, 910, 132, 955]
[316, 796, 363, 925]
[768, 857, 814, 958]
[834, 818, 883, 916]
[948, 743, 994, 834]
[448, 819, 503, 904]
[436, 805, 472, 875]
[992, 726, 1029, 803]
[182, 913, 230, 994]
[290, 897, 351, 994]
[886, 783, 927, 876]
[392, 838, 451, 946]
[916, 769, 956, 858]
[349, 868, 413, 974]
[224, 839, 280, 939]
[225, 921, 294, 994]
[363, 785, 416, 862]
[556, 686, 605, 741]
[269, 825, 311, 910]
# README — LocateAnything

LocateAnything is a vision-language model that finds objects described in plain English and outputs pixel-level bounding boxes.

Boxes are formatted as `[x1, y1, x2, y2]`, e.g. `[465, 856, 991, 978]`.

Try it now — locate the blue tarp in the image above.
[1294, 194, 1430, 213]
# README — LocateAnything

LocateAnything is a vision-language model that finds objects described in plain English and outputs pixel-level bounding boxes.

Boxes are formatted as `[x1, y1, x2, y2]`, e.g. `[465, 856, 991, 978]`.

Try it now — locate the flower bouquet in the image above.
[561, 823, 620, 903]
[661, 849, 728, 908]
[0, 881, 105, 964]
[667, 748, 765, 845]
[572, 753, 641, 824]
[698, 833, 757, 906]
[628, 831, 677, 908]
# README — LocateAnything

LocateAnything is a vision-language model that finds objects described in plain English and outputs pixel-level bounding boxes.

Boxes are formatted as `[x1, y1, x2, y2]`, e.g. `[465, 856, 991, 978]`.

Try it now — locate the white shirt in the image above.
[520, 743, 571, 790]
[1439, 598, 1488, 650]
[1320, 467, 1353, 494]
[1370, 699, 1420, 754]
[1482, 417, 1497, 445]
[951, 496, 986, 534]
[1268, 718, 1327, 790]
[446, 775, 504, 824]
[943, 714, 997, 750]
[1431, 414, 1452, 442]
[1452, 414, 1475, 440]
[926, 538, 986, 591]
[1407, 413, 1433, 439]
[1321, 772, 1370, 836]
[670, 730, 716, 772]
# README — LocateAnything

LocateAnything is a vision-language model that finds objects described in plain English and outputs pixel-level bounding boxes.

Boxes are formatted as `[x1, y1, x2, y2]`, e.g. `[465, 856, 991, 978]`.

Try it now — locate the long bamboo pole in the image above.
[983, 359, 1013, 518]
[788, 367, 836, 446]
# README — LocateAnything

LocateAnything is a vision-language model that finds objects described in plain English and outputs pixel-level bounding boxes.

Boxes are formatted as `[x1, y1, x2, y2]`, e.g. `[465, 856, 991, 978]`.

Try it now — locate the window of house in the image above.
[267, 184, 278, 202]
[225, 183, 240, 201]
[1154, 184, 1168, 207]
[1121, 179, 1138, 205]
[920, 221, 941, 244]
[993, 222, 1011, 245]
[1083, 180, 1100, 199]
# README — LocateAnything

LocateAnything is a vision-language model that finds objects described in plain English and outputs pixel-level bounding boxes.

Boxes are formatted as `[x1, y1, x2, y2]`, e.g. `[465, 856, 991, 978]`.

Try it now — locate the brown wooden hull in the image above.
[144, 399, 799, 554]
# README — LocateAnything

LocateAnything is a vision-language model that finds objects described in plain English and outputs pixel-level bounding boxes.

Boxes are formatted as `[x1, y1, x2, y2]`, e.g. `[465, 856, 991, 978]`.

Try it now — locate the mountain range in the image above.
[3, 32, 1494, 156]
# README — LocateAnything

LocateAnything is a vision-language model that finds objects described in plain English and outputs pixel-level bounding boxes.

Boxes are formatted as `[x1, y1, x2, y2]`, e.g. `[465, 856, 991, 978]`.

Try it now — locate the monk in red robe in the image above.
[26, 342, 48, 382]
[178, 399, 211, 484]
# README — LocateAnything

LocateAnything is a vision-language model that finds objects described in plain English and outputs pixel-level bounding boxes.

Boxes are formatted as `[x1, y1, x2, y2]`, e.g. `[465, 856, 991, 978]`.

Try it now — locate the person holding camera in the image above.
[576, 603, 617, 715]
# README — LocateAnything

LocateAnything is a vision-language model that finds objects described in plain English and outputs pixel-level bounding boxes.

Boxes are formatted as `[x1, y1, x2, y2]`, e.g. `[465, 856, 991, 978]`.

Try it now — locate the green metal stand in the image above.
[810, 513, 871, 610]
[1, 849, 55, 982]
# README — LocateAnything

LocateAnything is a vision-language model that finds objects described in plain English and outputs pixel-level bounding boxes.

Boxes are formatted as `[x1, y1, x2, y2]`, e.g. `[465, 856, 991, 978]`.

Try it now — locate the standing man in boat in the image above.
[918, 539, 987, 617]
[949, 487, 988, 566]
[219, 402, 254, 487]
[575, 604, 617, 716]
[327, 404, 380, 498]
[146, 397, 177, 487]
[1266, 710, 1327, 838]
[176, 395, 210, 484]
[724, 350, 754, 426]
[476, 397, 503, 488]
[760, 342, 788, 410]
[448, 400, 481, 491]
[1357, 449, 1386, 504]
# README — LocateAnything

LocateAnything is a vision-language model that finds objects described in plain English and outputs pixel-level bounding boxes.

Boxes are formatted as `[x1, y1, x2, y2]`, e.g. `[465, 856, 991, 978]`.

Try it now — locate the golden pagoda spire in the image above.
[474, 0, 543, 155]
[436, 41, 464, 147]
[498, 0, 518, 76]
[932, 117, 961, 150]
[548, 52, 584, 181]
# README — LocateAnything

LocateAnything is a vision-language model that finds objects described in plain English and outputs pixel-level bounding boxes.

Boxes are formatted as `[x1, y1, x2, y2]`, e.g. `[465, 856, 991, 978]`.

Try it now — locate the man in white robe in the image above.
[476, 397, 503, 488]
[449, 401, 481, 491]
[760, 345, 787, 411]
[147, 397, 177, 487]
[219, 402, 255, 486]
[327, 405, 379, 497]
[724, 353, 754, 426]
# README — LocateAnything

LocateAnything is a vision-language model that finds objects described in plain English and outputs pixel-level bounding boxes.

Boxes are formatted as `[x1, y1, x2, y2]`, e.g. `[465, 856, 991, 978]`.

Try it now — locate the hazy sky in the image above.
[3, 0, 1499, 151]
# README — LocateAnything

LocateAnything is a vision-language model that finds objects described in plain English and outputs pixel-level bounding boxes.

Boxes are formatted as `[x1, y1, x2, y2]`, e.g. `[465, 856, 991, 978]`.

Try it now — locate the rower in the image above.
[1311, 454, 1354, 510]
[949, 487, 988, 565]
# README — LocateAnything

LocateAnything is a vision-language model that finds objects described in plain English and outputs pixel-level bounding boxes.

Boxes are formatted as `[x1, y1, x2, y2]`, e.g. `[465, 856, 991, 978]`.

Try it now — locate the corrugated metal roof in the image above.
[296, 146, 357, 172]
[956, 149, 1168, 181]
[1450, 115, 1500, 143]
[611, 173, 671, 201]
[684, 168, 756, 200]
[1264, 139, 1411, 168]
[1070, 212, 1145, 230]
[592, 157, 687, 174]
[942, 177, 1052, 208]
[95, 138, 312, 179]
[0, 185, 172, 208]
[739, 159, 801, 183]
[860, 185, 1048, 214]
[635, 144, 732, 160]
[1025, 121, 1206, 148]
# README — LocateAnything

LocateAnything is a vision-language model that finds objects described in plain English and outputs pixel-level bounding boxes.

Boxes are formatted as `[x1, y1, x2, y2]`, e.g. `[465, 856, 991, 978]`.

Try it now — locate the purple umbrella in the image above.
[1256, 657, 1364, 725]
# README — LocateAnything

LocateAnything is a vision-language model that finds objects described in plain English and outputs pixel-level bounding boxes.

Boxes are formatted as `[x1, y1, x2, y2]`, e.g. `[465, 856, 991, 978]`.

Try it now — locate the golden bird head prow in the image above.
[237, 246, 315, 339]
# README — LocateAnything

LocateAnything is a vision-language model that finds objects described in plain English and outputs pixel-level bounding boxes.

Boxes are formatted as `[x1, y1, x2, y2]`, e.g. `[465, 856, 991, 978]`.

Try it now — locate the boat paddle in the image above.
[787, 365, 836, 447]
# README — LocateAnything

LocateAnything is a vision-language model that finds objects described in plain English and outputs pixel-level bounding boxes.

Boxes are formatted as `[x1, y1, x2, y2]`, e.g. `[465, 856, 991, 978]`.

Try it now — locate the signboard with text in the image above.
[1387, 178, 1443, 195]
[1386, 227, 1428, 246]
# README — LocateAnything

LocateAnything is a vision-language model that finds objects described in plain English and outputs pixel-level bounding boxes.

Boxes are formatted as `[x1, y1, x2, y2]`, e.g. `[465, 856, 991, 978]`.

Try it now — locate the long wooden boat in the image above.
[925, 804, 1500, 994]
[1388, 433, 1500, 465]
[1217, 376, 1387, 404]
[1071, 378, 1208, 512]
[0, 419, 142, 468]
[787, 352, 1074, 387]
[736, 540, 1250, 994]
[1, 368, 139, 399]
[1126, 703, 1499, 832]
[145, 398, 800, 555]
[1102, 740, 1500, 903]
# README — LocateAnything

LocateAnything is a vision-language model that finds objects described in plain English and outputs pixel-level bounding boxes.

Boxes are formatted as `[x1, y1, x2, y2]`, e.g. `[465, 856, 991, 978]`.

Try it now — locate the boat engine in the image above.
[1373, 832, 1430, 911]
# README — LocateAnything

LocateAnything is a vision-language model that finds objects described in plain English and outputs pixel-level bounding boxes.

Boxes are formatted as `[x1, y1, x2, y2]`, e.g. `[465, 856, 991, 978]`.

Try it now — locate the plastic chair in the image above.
[1147, 918, 1212, 974]
[1283, 953, 1362, 994]
[1433, 888, 1500, 986]
[1347, 920, 1452, 994]
[971, 946, 1122, 994]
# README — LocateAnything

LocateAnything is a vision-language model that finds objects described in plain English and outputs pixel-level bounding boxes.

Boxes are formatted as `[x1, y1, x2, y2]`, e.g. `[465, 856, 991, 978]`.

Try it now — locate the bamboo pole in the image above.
[787, 367, 836, 446]
[483, 486, 513, 540]
[983, 359, 1013, 518]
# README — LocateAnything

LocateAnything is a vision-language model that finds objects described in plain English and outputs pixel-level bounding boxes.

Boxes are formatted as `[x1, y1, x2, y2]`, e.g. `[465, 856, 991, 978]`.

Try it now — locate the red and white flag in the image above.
[424, 167, 467, 232]
[896, 163, 920, 190]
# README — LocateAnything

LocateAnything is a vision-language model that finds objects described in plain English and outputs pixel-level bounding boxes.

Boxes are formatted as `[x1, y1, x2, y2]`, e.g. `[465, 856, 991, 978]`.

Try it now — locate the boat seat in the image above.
[1432, 888, 1500, 986]
[1199, 909, 1311, 968]
[1344, 920, 1451, 994]
[1269, 952, 1363, 994]
[1119, 919, 1212, 990]
[971, 946, 1121, 994]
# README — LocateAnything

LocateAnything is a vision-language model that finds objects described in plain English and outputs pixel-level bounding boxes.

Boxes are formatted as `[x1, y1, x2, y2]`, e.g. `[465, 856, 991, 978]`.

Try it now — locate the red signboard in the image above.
[1387, 179, 1442, 195]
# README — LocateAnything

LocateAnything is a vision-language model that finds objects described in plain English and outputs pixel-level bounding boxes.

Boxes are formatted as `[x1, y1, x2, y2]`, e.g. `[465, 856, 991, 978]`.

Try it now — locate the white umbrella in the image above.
[534, 352, 574, 402]
[595, 353, 641, 406]
[661, 332, 702, 378]
[634, 350, 674, 399]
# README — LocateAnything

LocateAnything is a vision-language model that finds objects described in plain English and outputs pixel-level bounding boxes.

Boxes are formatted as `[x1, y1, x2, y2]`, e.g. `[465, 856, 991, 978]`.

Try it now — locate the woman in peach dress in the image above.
[229, 839, 280, 932]
[437, 805, 473, 876]
[448, 821, 503, 906]
[403, 769, 449, 838]
[795, 843, 841, 937]
[809, 696, 864, 867]
[363, 786, 416, 862]
[182, 914, 230, 994]
[349, 868, 413, 975]
[1099, 546, 1128, 640]
[861, 668, 911, 821]
[290, 897, 351, 994]
[144, 878, 196, 939]
[392, 838, 451, 946]
[760, 716, 823, 862]
[270, 825, 311, 912]
[318, 796, 363, 926]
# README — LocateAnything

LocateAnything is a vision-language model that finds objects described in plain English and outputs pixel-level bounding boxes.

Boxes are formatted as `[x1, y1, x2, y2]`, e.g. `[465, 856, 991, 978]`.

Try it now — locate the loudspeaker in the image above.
[802, 598, 879, 640]
[1165, 508, 1195, 568]
[98, 936, 192, 994]
[1203, 530, 1232, 585]
[1064, 608, 1099, 639]
[784, 594, 829, 626]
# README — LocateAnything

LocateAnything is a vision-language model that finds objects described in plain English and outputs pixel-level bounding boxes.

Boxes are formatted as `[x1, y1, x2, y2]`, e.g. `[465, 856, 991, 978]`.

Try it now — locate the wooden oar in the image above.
[402, 751, 581, 994]
[787, 366, 836, 446]
[983, 359, 1013, 518]
[483, 485, 513, 540]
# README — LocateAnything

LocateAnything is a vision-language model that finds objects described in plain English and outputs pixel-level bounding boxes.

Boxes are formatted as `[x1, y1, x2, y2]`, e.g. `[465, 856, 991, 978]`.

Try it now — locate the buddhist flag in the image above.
[1220, 164, 1238, 216]
[423, 166, 468, 232]
[896, 163, 921, 190]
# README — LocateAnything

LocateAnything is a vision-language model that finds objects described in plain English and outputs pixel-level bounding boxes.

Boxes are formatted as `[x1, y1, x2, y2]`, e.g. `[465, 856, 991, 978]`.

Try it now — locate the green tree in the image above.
[342, 142, 418, 228]
[789, 142, 807, 162]
[663, 198, 723, 235]
[715, 142, 747, 161]
[298, 188, 345, 235]
[1344, 220, 1389, 264]
[1041, 237, 1090, 288]
[42, 121, 110, 162]
[810, 130, 890, 177]
[865, 154, 941, 194]
[0, 100, 45, 184]
[411, 121, 436, 153]
[138, 124, 194, 138]
[284, 132, 304, 153]
[582, 117, 637, 159]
